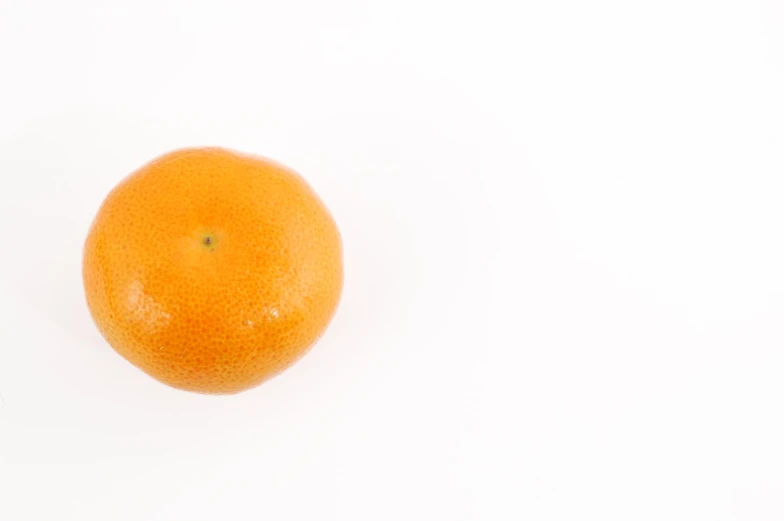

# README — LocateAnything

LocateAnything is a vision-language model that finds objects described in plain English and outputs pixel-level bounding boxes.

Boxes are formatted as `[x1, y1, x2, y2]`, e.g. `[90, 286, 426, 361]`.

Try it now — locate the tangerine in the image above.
[82, 147, 343, 394]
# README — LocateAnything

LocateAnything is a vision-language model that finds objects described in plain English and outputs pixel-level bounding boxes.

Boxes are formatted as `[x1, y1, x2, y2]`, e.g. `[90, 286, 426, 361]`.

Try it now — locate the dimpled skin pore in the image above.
[83, 148, 343, 394]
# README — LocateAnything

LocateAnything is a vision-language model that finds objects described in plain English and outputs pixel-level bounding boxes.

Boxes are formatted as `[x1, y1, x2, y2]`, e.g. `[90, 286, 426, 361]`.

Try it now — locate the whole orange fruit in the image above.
[83, 148, 343, 394]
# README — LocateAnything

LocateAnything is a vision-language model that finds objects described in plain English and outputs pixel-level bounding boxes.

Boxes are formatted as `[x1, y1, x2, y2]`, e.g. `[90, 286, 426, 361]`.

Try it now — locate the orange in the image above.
[82, 148, 343, 394]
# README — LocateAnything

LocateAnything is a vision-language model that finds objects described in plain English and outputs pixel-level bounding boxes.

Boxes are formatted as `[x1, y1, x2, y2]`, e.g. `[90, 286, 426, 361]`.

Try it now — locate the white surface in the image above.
[1, 0, 784, 519]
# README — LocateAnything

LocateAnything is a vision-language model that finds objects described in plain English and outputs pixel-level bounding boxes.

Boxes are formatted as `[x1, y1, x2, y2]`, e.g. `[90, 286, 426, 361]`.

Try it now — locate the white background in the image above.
[1, 0, 784, 519]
